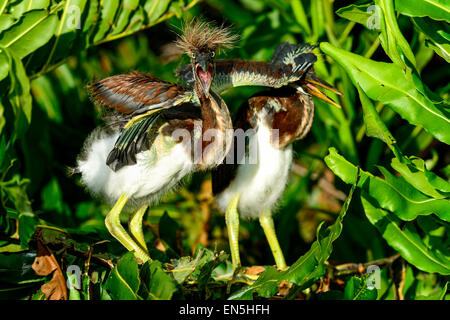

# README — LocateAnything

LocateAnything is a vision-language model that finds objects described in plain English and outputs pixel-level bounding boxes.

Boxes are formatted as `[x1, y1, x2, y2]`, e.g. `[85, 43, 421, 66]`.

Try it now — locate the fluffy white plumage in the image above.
[215, 123, 293, 219]
[76, 129, 195, 209]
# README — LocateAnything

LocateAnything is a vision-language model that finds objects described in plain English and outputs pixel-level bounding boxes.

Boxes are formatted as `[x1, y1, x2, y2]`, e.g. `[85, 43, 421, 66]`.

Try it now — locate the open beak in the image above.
[303, 72, 342, 109]
[195, 63, 213, 97]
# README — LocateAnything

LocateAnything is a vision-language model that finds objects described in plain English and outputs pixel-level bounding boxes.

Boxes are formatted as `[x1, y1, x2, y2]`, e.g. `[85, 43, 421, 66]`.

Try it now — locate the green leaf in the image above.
[18, 213, 38, 248]
[391, 157, 449, 199]
[361, 193, 450, 275]
[139, 260, 177, 300]
[336, 3, 373, 26]
[170, 256, 196, 284]
[8, 0, 50, 18]
[0, 47, 8, 81]
[344, 275, 378, 300]
[229, 175, 358, 300]
[320, 42, 450, 145]
[228, 266, 280, 300]
[145, 0, 171, 23]
[376, 0, 417, 68]
[0, 9, 58, 59]
[325, 148, 450, 222]
[5, 49, 32, 138]
[291, 0, 311, 35]
[395, 0, 450, 22]
[0, 100, 5, 135]
[93, 0, 120, 43]
[416, 282, 448, 300]
[413, 17, 450, 63]
[0, 14, 15, 33]
[43, 0, 88, 68]
[357, 83, 399, 154]
[110, 0, 139, 36]
[105, 252, 141, 300]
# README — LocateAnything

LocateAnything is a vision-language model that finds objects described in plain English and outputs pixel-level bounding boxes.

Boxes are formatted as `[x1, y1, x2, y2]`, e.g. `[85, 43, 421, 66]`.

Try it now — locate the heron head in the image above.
[175, 19, 238, 97]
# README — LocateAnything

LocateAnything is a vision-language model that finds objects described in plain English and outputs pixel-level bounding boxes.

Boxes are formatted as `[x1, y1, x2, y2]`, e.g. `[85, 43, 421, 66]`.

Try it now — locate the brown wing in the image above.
[88, 71, 194, 116]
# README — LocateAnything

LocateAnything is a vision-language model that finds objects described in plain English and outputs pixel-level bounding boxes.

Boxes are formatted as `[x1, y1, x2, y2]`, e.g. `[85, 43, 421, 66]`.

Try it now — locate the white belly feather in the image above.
[77, 130, 194, 208]
[215, 125, 293, 219]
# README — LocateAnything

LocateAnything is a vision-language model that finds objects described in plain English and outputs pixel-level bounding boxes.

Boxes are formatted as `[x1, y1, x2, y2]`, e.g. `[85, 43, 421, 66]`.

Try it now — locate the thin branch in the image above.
[330, 253, 401, 276]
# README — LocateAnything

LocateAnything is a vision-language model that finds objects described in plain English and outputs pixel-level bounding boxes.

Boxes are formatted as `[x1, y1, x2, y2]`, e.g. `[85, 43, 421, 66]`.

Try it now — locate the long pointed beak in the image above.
[303, 72, 342, 109]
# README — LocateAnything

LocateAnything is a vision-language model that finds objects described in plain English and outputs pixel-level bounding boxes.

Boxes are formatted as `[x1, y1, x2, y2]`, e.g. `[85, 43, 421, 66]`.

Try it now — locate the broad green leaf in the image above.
[170, 256, 196, 284]
[376, 0, 416, 68]
[310, 0, 325, 40]
[93, 0, 120, 43]
[228, 266, 280, 300]
[344, 275, 378, 300]
[391, 157, 449, 199]
[8, 0, 50, 18]
[145, 0, 171, 23]
[105, 252, 141, 300]
[6, 49, 32, 138]
[18, 213, 38, 248]
[41, 178, 65, 213]
[43, 0, 88, 68]
[291, 0, 311, 35]
[361, 193, 450, 275]
[0, 14, 15, 33]
[395, 0, 450, 22]
[325, 148, 450, 222]
[110, 0, 139, 36]
[356, 83, 399, 155]
[320, 42, 450, 145]
[139, 260, 177, 300]
[0, 9, 58, 59]
[413, 17, 450, 63]
[0, 47, 8, 81]
[336, 3, 373, 26]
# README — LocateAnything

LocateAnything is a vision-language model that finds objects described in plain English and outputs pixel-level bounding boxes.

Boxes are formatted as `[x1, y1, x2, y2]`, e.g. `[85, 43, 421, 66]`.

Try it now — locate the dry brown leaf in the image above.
[277, 281, 292, 297]
[32, 239, 67, 300]
[245, 265, 266, 275]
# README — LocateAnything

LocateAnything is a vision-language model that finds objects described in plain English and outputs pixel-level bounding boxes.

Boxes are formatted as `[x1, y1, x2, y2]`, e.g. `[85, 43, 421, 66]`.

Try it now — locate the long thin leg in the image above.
[225, 194, 241, 271]
[259, 213, 287, 270]
[105, 194, 151, 263]
[129, 204, 149, 252]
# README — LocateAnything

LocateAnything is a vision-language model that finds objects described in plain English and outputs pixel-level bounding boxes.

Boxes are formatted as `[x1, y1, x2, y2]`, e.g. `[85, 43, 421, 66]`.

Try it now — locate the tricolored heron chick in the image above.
[212, 43, 342, 271]
[76, 21, 238, 262]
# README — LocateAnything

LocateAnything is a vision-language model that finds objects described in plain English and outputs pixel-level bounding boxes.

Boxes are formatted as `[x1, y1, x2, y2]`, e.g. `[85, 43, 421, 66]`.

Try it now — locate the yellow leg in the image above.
[129, 204, 149, 252]
[259, 213, 287, 270]
[105, 194, 151, 263]
[225, 194, 241, 271]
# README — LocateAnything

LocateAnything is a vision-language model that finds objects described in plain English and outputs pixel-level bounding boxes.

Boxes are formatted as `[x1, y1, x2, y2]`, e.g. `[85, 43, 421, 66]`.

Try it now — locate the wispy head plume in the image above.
[175, 19, 239, 55]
